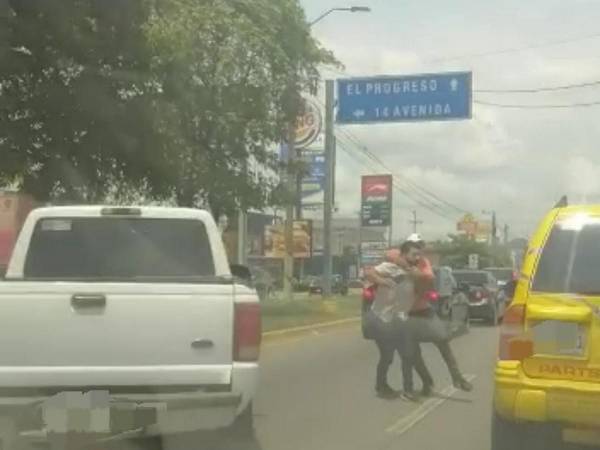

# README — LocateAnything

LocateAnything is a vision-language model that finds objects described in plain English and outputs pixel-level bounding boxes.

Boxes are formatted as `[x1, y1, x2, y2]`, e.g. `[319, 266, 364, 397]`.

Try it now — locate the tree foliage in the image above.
[432, 234, 512, 269]
[0, 0, 336, 214]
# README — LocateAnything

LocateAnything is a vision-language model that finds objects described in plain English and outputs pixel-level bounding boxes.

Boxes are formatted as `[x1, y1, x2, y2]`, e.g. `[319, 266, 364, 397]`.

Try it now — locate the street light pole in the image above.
[309, 6, 371, 27]
[322, 80, 335, 296]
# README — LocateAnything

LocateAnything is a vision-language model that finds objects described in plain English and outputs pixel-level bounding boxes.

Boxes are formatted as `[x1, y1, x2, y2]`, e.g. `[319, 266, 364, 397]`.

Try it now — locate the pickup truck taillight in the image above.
[498, 304, 533, 361]
[234, 303, 261, 362]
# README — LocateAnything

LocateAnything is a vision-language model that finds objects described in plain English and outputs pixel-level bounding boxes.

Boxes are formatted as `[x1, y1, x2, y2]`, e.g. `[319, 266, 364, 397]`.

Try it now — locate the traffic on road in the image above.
[1, 0, 600, 449]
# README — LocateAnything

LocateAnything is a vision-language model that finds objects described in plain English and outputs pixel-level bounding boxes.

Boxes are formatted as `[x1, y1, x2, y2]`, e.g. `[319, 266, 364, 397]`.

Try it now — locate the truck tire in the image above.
[491, 412, 561, 450]
[229, 402, 254, 439]
[0, 416, 17, 450]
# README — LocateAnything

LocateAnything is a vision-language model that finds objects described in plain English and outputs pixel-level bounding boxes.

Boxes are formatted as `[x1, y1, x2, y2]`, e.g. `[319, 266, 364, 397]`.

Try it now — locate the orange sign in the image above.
[295, 99, 322, 149]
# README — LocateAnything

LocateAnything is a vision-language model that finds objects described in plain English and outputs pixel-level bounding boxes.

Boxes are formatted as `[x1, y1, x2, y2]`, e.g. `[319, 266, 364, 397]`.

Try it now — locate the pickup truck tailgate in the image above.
[0, 282, 234, 387]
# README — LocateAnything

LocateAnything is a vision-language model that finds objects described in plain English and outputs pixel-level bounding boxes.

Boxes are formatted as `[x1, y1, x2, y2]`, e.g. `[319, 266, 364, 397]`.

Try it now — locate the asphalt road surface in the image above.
[254, 322, 496, 450]
[160, 321, 493, 450]
[162, 321, 595, 450]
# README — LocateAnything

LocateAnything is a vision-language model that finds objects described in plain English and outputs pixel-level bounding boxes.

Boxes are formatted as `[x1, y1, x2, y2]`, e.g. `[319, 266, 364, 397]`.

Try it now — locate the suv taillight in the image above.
[234, 303, 261, 362]
[498, 304, 533, 361]
[425, 290, 440, 302]
[362, 285, 376, 302]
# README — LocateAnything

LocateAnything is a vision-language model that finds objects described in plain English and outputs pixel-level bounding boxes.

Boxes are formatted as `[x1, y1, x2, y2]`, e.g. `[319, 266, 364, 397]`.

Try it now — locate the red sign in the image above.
[361, 175, 393, 227]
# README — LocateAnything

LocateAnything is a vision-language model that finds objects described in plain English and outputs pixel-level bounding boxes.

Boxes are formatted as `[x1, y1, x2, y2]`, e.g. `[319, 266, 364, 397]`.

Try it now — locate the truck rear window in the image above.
[532, 221, 600, 294]
[23, 218, 215, 280]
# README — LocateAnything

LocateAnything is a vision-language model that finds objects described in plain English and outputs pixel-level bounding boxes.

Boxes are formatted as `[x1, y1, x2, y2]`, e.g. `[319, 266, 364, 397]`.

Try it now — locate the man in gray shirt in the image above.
[366, 251, 433, 400]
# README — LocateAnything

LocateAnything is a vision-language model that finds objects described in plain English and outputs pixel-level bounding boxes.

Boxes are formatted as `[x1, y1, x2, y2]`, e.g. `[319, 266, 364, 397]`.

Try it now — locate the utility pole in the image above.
[283, 126, 296, 302]
[503, 223, 509, 245]
[237, 211, 248, 265]
[323, 80, 335, 296]
[408, 210, 423, 233]
[482, 210, 498, 247]
[491, 211, 497, 247]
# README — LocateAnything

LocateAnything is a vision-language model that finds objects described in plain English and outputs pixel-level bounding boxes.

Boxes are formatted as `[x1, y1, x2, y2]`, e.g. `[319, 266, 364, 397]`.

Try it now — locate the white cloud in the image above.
[304, 0, 600, 239]
[565, 155, 600, 203]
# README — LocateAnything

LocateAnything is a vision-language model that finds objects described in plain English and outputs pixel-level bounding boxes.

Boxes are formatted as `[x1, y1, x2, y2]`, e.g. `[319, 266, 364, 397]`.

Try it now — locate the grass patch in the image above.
[261, 291, 361, 332]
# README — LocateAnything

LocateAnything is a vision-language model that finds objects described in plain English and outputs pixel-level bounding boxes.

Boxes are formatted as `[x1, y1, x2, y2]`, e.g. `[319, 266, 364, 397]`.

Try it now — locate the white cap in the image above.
[406, 233, 424, 243]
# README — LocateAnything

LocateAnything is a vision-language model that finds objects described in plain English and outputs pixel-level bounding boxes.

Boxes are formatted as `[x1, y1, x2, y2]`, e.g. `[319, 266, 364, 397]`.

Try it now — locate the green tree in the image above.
[432, 234, 511, 269]
[0, 0, 172, 203]
[1, 0, 334, 214]
[144, 0, 336, 216]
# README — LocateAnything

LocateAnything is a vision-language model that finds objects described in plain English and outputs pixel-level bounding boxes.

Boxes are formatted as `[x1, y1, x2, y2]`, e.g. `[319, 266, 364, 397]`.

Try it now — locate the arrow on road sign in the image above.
[353, 109, 366, 119]
[450, 78, 458, 92]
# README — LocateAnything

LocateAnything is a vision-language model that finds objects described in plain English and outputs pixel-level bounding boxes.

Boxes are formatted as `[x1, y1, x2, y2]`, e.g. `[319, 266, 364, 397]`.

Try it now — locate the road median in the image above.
[261, 292, 361, 341]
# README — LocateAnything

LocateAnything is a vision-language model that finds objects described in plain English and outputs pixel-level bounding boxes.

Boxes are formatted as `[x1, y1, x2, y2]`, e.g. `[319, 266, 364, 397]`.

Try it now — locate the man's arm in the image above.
[407, 258, 434, 283]
[365, 266, 395, 287]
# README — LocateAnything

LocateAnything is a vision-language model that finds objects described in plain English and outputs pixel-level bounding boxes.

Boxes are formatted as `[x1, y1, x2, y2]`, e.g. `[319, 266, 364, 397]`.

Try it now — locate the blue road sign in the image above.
[301, 153, 326, 199]
[337, 71, 472, 124]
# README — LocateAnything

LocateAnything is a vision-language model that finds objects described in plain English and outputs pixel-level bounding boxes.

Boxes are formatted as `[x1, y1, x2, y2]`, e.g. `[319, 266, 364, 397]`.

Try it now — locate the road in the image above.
[253, 322, 496, 450]
[162, 321, 596, 450]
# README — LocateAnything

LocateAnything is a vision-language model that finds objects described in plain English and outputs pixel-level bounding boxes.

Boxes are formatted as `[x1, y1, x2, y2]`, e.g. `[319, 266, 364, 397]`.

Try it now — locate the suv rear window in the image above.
[24, 218, 214, 280]
[453, 271, 487, 285]
[532, 220, 600, 294]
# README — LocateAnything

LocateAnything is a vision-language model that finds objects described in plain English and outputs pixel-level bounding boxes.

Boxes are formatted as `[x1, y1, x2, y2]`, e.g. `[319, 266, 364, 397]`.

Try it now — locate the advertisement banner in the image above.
[301, 150, 326, 200]
[361, 175, 393, 227]
[264, 220, 313, 259]
[457, 214, 491, 242]
[295, 99, 323, 149]
[360, 241, 388, 267]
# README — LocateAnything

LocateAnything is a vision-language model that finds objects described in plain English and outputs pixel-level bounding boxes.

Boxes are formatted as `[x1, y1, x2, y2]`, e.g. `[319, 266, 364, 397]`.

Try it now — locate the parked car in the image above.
[492, 204, 600, 449]
[430, 266, 470, 337]
[453, 269, 505, 325]
[0, 206, 261, 447]
[309, 274, 349, 295]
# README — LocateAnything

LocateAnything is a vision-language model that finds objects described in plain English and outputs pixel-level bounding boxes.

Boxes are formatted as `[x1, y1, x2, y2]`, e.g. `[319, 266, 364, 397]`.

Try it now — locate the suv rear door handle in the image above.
[71, 294, 107, 308]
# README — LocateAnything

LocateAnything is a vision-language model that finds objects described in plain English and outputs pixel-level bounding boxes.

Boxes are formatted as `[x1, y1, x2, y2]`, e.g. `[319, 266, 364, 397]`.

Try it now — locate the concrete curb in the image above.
[262, 316, 360, 342]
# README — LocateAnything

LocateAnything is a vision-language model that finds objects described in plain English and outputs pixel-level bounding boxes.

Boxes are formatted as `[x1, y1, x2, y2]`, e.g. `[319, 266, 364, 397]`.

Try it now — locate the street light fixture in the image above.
[309, 6, 371, 27]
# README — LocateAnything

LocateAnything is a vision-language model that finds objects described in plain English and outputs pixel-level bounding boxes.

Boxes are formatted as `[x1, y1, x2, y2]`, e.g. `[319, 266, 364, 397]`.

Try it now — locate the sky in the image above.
[299, 0, 600, 241]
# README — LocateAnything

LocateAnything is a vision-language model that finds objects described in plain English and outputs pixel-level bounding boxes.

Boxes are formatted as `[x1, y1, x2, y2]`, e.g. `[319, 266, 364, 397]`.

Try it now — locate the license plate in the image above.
[43, 391, 110, 433]
[532, 320, 586, 356]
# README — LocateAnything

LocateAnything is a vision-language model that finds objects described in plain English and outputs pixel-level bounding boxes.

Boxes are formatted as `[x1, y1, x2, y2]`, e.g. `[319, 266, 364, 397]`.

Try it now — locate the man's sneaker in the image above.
[421, 383, 434, 397]
[453, 377, 473, 392]
[401, 390, 420, 402]
[376, 384, 401, 399]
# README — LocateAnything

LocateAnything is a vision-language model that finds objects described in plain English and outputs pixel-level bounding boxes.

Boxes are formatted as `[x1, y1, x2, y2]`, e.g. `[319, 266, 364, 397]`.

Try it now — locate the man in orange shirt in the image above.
[398, 235, 473, 392]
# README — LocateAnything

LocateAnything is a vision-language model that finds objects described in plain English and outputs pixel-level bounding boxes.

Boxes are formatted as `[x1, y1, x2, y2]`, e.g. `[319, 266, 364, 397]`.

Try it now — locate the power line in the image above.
[474, 99, 600, 109]
[427, 31, 600, 63]
[328, 117, 466, 213]
[475, 78, 600, 94]
[339, 144, 456, 222]
[335, 136, 459, 222]
[335, 126, 467, 214]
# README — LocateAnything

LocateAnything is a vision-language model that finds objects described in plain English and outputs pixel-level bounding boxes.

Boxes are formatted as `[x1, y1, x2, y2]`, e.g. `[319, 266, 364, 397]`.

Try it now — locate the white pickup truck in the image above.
[0, 206, 260, 448]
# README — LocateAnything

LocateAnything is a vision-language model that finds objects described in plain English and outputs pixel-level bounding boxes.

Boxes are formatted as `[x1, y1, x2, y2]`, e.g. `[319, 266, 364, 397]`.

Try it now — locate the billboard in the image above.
[457, 214, 492, 242]
[295, 99, 323, 149]
[301, 149, 325, 201]
[360, 241, 388, 267]
[361, 175, 393, 227]
[264, 220, 313, 259]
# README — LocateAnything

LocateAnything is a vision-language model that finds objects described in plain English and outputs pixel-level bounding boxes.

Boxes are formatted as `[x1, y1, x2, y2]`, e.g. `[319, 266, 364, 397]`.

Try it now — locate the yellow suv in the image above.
[493, 204, 600, 449]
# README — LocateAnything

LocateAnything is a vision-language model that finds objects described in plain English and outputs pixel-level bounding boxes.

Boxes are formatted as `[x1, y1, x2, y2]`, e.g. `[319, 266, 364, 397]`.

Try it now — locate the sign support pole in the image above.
[283, 125, 296, 302]
[323, 80, 335, 296]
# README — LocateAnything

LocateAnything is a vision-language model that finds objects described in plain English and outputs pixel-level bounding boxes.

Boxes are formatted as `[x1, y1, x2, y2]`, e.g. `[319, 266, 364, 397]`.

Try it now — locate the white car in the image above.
[0, 206, 260, 448]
